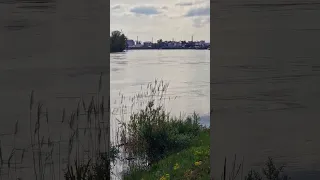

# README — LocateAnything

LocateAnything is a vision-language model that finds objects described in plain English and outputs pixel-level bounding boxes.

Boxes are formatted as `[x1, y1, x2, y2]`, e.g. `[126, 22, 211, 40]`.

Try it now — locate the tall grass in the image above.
[0, 73, 114, 180]
[220, 156, 291, 180]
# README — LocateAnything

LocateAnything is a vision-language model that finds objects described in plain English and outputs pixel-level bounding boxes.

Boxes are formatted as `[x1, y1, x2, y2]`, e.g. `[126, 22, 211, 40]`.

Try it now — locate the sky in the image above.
[110, 0, 210, 42]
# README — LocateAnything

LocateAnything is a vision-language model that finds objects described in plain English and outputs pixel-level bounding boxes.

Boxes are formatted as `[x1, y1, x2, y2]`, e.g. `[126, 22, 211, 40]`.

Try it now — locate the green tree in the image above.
[110, 30, 127, 53]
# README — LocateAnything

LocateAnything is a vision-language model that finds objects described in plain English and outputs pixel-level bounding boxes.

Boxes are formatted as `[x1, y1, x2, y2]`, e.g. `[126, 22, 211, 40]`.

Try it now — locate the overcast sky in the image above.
[110, 0, 210, 42]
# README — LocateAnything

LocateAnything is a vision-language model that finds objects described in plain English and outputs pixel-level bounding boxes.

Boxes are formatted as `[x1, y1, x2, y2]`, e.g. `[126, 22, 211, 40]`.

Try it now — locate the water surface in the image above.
[211, 0, 320, 179]
[110, 50, 210, 121]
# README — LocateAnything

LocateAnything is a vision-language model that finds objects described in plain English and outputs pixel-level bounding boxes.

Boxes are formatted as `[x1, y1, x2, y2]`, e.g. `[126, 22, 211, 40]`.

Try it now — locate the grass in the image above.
[123, 128, 210, 180]
[219, 156, 291, 180]
[0, 73, 113, 180]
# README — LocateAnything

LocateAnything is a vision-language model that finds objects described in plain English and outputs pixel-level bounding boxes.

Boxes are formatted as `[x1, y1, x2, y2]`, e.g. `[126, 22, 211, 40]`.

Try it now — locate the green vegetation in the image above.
[120, 103, 203, 164]
[110, 30, 127, 53]
[123, 129, 210, 180]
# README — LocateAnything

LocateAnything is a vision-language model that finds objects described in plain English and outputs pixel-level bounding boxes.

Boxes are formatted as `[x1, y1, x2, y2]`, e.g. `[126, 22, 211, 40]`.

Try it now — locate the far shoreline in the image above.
[110, 48, 210, 53]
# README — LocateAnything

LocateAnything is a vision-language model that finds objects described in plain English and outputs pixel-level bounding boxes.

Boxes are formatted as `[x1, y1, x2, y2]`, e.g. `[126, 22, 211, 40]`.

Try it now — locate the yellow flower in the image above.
[173, 163, 180, 170]
[159, 173, 170, 180]
[194, 161, 202, 166]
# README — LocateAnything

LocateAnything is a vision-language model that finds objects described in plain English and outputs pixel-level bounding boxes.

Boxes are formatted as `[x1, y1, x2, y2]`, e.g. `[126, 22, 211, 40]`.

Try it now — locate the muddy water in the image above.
[211, 0, 320, 179]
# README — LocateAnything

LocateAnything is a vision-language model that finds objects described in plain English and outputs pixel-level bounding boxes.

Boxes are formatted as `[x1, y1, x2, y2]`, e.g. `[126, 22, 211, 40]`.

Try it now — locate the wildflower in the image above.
[194, 161, 202, 166]
[173, 163, 180, 170]
[159, 173, 170, 180]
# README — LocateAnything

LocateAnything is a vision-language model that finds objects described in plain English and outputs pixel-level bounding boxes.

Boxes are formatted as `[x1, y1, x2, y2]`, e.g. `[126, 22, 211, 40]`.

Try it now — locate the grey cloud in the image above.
[175, 2, 193, 6]
[175, 0, 208, 6]
[111, 4, 122, 10]
[192, 17, 210, 28]
[184, 6, 210, 17]
[130, 5, 161, 15]
[161, 6, 169, 10]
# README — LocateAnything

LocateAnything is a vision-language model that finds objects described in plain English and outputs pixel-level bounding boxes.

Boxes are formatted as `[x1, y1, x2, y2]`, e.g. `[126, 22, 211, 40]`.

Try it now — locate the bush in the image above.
[121, 100, 202, 165]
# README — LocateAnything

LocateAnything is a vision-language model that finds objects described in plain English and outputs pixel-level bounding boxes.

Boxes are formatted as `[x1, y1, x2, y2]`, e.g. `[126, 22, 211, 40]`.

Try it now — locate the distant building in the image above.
[126, 40, 135, 47]
[143, 41, 153, 47]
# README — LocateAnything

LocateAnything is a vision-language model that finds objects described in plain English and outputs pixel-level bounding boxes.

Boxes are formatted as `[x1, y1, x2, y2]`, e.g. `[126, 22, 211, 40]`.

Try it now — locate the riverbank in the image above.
[123, 128, 210, 180]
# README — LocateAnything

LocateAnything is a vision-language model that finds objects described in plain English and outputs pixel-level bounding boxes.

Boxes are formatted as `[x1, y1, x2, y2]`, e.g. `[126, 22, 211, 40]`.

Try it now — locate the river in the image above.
[211, 0, 320, 179]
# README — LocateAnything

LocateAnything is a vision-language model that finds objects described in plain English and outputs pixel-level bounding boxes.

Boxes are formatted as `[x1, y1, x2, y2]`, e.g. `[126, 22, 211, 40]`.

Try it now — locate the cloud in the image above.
[184, 5, 210, 17]
[112, 4, 122, 10]
[192, 17, 210, 28]
[130, 5, 162, 15]
[160, 6, 169, 10]
[175, 2, 193, 6]
[175, 0, 208, 6]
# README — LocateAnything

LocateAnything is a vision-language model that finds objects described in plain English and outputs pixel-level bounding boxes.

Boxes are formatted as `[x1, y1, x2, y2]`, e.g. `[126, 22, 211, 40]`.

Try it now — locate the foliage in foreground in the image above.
[122, 102, 202, 165]
[123, 129, 210, 180]
[244, 157, 290, 180]
[0, 73, 114, 180]
[221, 155, 291, 180]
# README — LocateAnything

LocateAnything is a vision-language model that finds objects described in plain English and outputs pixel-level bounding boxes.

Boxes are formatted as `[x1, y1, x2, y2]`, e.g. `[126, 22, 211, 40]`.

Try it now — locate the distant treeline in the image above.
[110, 30, 127, 53]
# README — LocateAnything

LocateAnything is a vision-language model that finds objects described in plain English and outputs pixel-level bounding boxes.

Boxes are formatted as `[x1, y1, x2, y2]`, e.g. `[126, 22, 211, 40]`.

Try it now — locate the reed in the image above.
[220, 156, 290, 180]
[0, 73, 114, 180]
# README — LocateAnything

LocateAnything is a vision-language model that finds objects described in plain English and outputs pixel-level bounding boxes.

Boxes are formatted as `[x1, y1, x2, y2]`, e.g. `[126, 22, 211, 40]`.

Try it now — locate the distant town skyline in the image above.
[124, 36, 210, 43]
[110, 0, 210, 42]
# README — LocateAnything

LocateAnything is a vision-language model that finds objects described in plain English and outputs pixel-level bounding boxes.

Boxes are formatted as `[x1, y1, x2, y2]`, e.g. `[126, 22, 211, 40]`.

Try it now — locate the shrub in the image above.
[121, 100, 202, 165]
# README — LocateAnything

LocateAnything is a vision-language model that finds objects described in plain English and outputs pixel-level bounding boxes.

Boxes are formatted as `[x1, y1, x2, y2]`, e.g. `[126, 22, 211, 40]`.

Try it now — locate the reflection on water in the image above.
[212, 0, 320, 179]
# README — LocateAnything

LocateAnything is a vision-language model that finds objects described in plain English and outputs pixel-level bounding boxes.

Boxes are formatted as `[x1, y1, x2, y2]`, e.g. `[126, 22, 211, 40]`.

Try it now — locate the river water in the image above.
[211, 0, 320, 179]
[110, 50, 210, 117]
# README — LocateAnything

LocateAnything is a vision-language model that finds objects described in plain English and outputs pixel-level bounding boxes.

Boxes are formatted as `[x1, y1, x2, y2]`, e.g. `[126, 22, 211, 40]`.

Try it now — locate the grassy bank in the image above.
[123, 128, 210, 180]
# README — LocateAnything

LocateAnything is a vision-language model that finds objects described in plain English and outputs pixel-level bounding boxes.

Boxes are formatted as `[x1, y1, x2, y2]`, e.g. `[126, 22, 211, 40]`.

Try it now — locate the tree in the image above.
[110, 30, 127, 53]
[156, 39, 163, 49]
